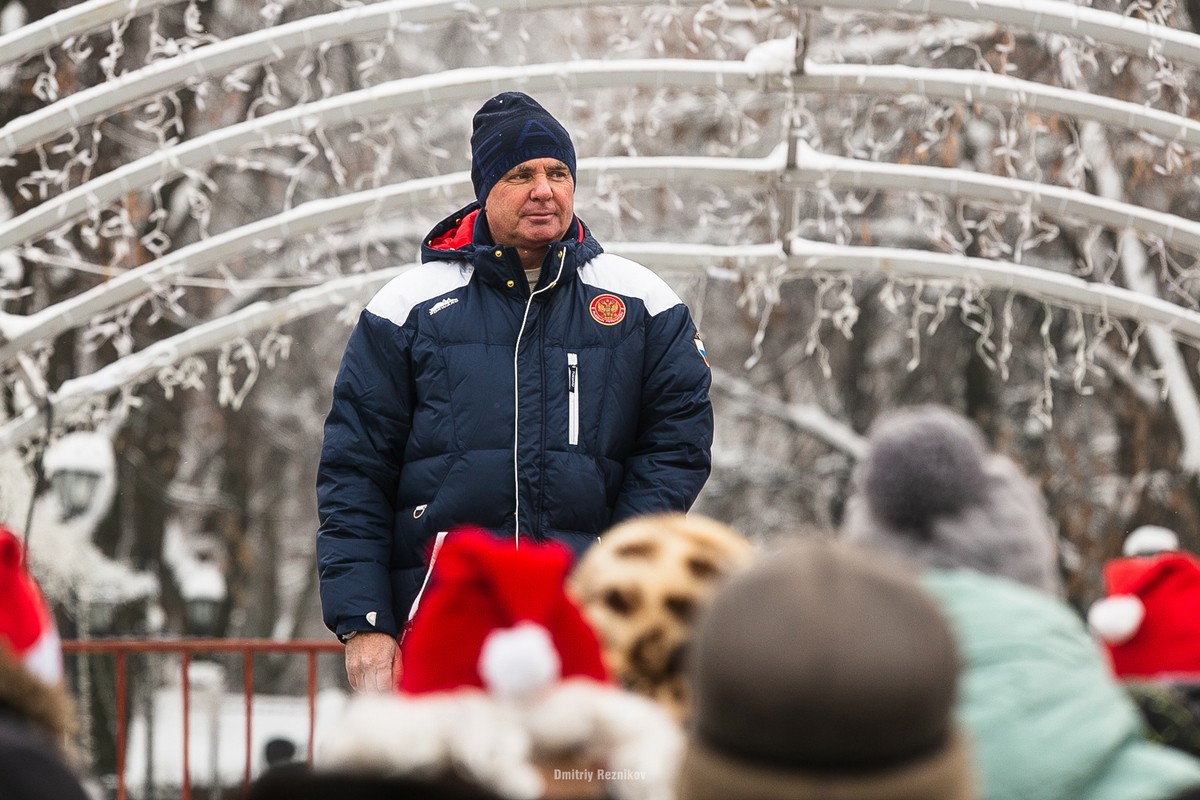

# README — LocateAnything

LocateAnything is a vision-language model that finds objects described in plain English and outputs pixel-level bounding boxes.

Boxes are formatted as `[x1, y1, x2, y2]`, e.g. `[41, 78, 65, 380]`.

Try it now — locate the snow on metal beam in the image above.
[0, 175, 454, 361]
[783, 238, 1200, 345]
[800, 0, 1200, 68]
[789, 142, 1200, 254]
[796, 62, 1200, 152]
[8, 143, 1200, 360]
[0, 266, 407, 451]
[7, 54, 1197, 256]
[0, 0, 184, 68]
[0, 0, 712, 158]
[0, 59, 784, 249]
[5, 237, 1200, 450]
[0, 150, 788, 360]
[6, 0, 1199, 158]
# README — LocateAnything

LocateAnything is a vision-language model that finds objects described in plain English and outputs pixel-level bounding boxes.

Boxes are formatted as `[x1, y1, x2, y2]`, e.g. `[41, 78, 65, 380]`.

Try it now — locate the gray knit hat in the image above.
[677, 539, 974, 800]
[842, 405, 1063, 596]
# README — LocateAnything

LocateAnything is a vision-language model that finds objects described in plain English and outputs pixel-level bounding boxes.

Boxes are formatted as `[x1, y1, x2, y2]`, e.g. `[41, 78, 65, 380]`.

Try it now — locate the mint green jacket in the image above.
[923, 569, 1200, 800]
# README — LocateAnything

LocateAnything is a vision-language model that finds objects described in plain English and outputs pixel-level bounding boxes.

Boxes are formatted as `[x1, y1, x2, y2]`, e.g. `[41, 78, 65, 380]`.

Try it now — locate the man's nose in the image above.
[529, 174, 553, 198]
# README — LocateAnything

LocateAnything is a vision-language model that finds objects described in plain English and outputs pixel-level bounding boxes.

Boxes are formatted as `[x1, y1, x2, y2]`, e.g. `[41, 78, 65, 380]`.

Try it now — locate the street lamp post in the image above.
[42, 431, 117, 526]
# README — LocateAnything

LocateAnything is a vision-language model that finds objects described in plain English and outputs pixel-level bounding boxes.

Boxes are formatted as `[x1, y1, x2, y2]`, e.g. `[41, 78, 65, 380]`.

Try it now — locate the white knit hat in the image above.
[1122, 525, 1180, 557]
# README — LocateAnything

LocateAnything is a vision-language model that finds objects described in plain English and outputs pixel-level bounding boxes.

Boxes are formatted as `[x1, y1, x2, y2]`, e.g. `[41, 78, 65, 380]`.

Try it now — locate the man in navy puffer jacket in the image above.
[317, 92, 714, 691]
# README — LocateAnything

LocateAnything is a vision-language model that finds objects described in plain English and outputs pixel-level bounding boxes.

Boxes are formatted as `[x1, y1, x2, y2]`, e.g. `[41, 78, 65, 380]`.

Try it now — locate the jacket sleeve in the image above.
[316, 309, 414, 639]
[611, 302, 713, 523]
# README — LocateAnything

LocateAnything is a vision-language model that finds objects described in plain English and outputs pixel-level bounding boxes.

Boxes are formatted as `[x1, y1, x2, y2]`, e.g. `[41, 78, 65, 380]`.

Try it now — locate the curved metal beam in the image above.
[7, 57, 1197, 254]
[796, 62, 1200, 151]
[0, 0, 184, 69]
[8, 142, 1200, 360]
[0, 0, 688, 157]
[789, 142, 1200, 254]
[4, 237, 1200, 449]
[800, 0, 1200, 68]
[0, 59, 782, 247]
[0, 266, 406, 450]
[6, 0, 1200, 158]
[784, 239, 1200, 343]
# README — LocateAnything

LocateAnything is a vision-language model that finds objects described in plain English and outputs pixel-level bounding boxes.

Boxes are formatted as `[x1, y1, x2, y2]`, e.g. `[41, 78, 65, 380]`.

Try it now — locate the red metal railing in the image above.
[62, 639, 344, 800]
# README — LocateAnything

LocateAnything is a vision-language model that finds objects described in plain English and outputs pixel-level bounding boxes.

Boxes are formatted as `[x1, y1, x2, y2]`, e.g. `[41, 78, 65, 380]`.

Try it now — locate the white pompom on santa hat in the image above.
[1087, 594, 1145, 644]
[1088, 525, 1180, 645]
[0, 525, 63, 686]
[478, 620, 562, 698]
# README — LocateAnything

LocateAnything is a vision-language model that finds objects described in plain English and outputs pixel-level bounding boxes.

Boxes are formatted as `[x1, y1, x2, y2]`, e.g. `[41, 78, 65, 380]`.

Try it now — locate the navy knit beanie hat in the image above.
[470, 92, 576, 209]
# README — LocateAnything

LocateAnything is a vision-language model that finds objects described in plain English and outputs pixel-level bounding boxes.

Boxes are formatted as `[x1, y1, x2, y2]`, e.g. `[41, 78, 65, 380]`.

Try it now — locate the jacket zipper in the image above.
[568, 352, 579, 446]
[512, 247, 568, 547]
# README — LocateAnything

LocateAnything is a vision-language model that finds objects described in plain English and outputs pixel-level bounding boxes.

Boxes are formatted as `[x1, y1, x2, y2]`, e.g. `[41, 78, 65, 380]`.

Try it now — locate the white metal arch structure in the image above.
[0, 0, 185, 68]
[7, 57, 1200, 257]
[0, 59, 788, 250]
[5, 236, 1200, 450]
[0, 0, 699, 158]
[5, 0, 1200, 159]
[8, 143, 1200, 363]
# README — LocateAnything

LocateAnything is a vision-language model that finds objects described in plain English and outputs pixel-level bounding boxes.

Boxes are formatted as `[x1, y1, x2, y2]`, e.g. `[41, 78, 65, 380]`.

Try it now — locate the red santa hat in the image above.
[0, 525, 63, 686]
[399, 527, 608, 695]
[318, 529, 683, 800]
[1088, 545, 1200, 679]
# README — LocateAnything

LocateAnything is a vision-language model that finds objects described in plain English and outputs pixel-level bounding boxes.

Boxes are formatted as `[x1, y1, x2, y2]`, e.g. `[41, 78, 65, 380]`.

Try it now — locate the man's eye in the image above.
[509, 172, 533, 182]
[548, 171, 571, 181]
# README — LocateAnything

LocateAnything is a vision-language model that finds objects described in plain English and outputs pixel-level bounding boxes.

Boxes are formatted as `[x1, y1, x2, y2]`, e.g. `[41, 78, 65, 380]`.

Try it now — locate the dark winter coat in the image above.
[316, 205, 713, 639]
[0, 653, 89, 800]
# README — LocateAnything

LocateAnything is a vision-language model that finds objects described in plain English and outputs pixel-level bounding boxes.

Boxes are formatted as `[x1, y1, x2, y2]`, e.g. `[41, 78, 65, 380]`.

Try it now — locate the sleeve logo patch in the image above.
[694, 333, 710, 367]
[589, 294, 626, 326]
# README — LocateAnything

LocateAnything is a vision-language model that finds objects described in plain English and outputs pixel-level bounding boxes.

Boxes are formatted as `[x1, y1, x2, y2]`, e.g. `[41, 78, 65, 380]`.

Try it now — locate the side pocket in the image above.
[567, 352, 579, 446]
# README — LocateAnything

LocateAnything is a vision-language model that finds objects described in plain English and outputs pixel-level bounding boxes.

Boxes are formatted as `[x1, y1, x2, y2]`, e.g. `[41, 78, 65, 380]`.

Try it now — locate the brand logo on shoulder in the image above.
[589, 294, 626, 326]
[428, 297, 459, 316]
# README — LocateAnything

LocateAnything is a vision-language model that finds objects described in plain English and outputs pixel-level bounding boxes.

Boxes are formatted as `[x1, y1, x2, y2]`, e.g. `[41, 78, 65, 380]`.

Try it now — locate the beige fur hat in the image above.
[568, 513, 756, 720]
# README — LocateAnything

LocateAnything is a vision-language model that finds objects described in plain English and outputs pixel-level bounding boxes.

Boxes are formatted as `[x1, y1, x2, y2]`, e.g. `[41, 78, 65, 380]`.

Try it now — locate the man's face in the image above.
[484, 158, 575, 251]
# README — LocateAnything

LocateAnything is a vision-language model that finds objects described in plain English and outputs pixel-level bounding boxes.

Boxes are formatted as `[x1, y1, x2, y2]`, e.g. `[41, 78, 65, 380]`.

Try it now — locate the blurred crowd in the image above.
[8, 404, 1200, 799]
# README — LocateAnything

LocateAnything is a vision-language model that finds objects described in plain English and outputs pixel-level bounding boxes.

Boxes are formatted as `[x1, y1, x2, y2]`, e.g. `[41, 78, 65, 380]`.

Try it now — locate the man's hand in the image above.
[344, 631, 401, 692]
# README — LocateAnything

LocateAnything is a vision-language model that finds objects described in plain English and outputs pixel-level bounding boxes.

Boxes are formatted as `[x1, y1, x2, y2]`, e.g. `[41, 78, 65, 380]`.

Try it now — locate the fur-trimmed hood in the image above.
[0, 651, 74, 745]
[317, 679, 682, 800]
[842, 405, 1063, 596]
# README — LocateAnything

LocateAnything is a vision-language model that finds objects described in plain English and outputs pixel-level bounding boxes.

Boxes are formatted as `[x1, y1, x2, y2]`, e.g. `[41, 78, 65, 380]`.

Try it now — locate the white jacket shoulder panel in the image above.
[366, 262, 474, 326]
[578, 253, 682, 317]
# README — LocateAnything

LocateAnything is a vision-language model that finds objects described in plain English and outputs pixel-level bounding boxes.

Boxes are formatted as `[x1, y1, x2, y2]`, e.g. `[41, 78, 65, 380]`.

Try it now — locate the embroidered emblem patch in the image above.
[694, 332, 710, 367]
[589, 294, 626, 326]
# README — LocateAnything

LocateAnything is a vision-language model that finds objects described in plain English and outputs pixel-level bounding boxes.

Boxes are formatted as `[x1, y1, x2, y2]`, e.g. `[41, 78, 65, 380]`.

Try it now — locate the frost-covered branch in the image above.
[711, 366, 866, 457]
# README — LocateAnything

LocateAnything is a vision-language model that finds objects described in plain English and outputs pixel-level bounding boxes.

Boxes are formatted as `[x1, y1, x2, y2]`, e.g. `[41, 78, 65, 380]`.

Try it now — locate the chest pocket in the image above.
[568, 352, 579, 446]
